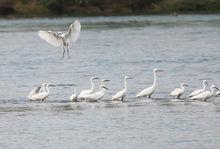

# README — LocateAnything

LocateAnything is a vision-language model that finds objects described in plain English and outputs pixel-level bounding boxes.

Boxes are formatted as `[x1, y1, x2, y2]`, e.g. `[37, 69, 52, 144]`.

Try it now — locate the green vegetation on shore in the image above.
[0, 0, 220, 17]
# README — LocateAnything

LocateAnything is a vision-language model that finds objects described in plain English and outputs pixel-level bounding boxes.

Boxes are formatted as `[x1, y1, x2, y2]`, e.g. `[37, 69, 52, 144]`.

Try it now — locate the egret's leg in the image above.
[60, 47, 65, 59]
[121, 97, 124, 101]
[66, 46, 70, 59]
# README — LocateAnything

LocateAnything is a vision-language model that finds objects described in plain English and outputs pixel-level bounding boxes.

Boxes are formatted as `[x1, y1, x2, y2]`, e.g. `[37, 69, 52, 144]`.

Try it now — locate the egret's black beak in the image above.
[103, 86, 109, 90]
[185, 84, 190, 87]
[205, 82, 209, 85]
[56, 84, 76, 87]
[128, 77, 133, 79]
[215, 87, 220, 90]
[104, 79, 110, 82]
[94, 77, 100, 80]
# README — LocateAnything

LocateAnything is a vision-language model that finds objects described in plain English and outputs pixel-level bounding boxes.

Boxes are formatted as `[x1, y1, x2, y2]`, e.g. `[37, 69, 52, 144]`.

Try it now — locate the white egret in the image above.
[112, 76, 132, 101]
[170, 83, 190, 99]
[189, 80, 208, 97]
[78, 77, 99, 99]
[38, 20, 81, 59]
[27, 86, 41, 100]
[85, 85, 109, 102]
[191, 85, 219, 101]
[69, 86, 77, 102]
[136, 68, 163, 98]
[30, 83, 55, 101]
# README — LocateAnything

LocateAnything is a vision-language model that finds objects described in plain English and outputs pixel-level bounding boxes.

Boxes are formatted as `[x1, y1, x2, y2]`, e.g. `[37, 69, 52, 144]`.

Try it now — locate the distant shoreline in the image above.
[0, 0, 220, 19]
[1, 12, 220, 19]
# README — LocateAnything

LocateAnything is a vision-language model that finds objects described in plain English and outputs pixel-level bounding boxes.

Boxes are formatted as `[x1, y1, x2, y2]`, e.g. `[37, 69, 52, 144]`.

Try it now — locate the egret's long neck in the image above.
[152, 71, 157, 87]
[102, 88, 107, 94]
[90, 79, 95, 92]
[181, 84, 185, 92]
[46, 85, 50, 94]
[42, 85, 46, 92]
[202, 82, 206, 91]
[124, 79, 128, 91]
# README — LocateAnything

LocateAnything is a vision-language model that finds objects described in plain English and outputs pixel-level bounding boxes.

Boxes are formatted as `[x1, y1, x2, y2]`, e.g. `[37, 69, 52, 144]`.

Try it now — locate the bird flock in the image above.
[28, 68, 220, 102]
[26, 20, 220, 102]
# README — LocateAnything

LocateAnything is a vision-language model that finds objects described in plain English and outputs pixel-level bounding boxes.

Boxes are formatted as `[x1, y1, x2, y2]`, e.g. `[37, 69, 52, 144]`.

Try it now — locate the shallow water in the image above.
[0, 15, 220, 149]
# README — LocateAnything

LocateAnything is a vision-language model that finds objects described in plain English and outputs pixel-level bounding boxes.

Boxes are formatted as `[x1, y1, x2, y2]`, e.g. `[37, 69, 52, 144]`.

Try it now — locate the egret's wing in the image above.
[63, 20, 81, 44]
[86, 91, 102, 100]
[38, 30, 62, 47]
[112, 90, 124, 99]
[191, 91, 208, 100]
[31, 92, 47, 101]
[189, 89, 203, 97]
[27, 86, 41, 99]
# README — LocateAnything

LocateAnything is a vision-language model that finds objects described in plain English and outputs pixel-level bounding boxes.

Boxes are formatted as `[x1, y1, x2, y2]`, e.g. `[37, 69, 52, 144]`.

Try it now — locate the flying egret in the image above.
[38, 20, 81, 59]
[191, 85, 219, 101]
[136, 68, 163, 98]
[112, 76, 132, 101]
[27, 86, 41, 100]
[189, 80, 208, 97]
[30, 83, 55, 101]
[170, 83, 190, 99]
[84, 85, 109, 102]
[78, 77, 99, 100]
[69, 86, 77, 102]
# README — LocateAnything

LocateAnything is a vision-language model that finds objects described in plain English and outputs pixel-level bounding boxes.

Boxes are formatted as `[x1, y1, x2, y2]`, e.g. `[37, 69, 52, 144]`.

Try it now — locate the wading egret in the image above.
[112, 76, 132, 101]
[170, 83, 190, 99]
[69, 86, 77, 102]
[30, 83, 55, 101]
[78, 77, 99, 99]
[189, 80, 208, 97]
[136, 68, 163, 98]
[38, 20, 81, 59]
[191, 85, 219, 101]
[85, 85, 109, 102]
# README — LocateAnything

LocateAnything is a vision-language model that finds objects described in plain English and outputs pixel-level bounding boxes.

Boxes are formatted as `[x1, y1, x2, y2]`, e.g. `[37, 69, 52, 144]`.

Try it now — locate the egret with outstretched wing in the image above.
[38, 20, 81, 59]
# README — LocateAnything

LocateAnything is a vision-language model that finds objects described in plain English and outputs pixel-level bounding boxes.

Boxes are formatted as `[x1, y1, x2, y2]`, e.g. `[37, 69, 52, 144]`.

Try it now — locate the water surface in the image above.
[0, 15, 220, 149]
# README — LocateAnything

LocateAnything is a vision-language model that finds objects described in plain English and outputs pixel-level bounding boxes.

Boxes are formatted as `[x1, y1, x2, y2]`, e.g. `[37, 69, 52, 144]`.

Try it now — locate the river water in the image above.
[0, 15, 220, 149]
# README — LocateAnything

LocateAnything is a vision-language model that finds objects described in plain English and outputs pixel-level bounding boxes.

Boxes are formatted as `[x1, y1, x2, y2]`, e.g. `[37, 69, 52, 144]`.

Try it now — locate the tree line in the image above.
[0, 0, 220, 17]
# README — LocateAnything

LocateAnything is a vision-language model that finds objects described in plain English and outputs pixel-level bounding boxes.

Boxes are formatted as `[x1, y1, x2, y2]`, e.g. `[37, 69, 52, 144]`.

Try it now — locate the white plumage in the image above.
[170, 83, 189, 99]
[85, 85, 108, 102]
[78, 77, 99, 100]
[38, 20, 81, 59]
[136, 68, 162, 98]
[69, 86, 77, 102]
[216, 90, 220, 96]
[191, 85, 219, 101]
[112, 76, 132, 101]
[189, 80, 208, 97]
[27, 86, 41, 100]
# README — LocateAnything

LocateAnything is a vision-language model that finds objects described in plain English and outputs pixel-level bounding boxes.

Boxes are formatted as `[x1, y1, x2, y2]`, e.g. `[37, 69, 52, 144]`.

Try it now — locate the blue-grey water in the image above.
[0, 15, 220, 149]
